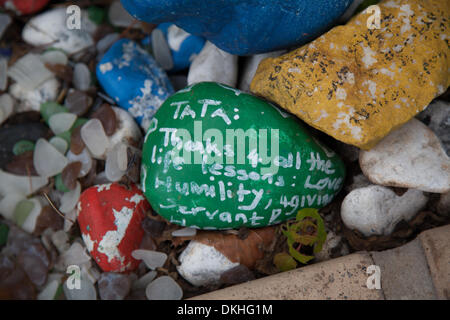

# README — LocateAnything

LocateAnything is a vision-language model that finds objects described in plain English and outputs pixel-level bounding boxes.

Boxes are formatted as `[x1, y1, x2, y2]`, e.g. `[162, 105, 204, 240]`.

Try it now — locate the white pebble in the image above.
[177, 241, 238, 286]
[105, 142, 128, 182]
[40, 50, 68, 66]
[0, 58, 7, 91]
[49, 112, 77, 135]
[9, 77, 59, 112]
[152, 29, 174, 71]
[360, 119, 450, 193]
[188, 41, 238, 87]
[81, 119, 109, 159]
[341, 185, 428, 237]
[59, 182, 81, 214]
[73, 63, 91, 91]
[132, 271, 157, 290]
[38, 280, 61, 300]
[172, 227, 197, 237]
[131, 249, 167, 270]
[145, 276, 183, 300]
[49, 136, 69, 155]
[7, 53, 53, 91]
[33, 138, 68, 178]
[0, 93, 14, 125]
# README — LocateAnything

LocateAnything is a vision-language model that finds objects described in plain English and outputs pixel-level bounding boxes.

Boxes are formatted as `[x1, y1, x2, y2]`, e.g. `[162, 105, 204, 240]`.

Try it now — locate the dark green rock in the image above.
[141, 82, 346, 229]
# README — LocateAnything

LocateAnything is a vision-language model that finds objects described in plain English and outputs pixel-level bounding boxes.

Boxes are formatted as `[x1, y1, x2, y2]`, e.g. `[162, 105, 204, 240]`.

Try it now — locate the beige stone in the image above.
[250, 0, 449, 150]
[419, 225, 450, 300]
[190, 253, 383, 300]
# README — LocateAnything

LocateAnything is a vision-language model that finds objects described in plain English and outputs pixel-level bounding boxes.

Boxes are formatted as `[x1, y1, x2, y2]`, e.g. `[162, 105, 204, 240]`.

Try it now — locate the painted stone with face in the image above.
[141, 82, 346, 230]
[77, 183, 150, 273]
[96, 39, 174, 131]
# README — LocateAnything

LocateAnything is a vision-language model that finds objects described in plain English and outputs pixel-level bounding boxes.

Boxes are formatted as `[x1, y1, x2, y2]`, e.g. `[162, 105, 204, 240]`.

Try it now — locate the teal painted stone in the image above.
[141, 82, 346, 230]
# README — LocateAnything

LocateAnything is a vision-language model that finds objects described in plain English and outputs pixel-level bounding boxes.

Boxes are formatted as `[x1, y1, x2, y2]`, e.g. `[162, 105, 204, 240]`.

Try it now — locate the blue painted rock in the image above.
[155, 23, 206, 72]
[96, 39, 174, 131]
[121, 0, 353, 55]
[141, 82, 346, 229]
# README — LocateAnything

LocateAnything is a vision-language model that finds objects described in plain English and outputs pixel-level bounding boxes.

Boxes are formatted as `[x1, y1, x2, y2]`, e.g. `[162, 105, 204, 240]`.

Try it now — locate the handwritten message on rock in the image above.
[141, 82, 346, 229]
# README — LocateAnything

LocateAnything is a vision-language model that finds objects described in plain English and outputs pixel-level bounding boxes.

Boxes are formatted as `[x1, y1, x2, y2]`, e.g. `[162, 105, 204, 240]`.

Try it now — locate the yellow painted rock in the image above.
[250, 0, 449, 150]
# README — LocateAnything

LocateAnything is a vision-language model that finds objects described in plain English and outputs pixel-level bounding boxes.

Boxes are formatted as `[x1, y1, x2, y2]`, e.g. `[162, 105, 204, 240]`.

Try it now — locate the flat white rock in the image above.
[73, 63, 91, 91]
[81, 119, 109, 159]
[145, 276, 182, 300]
[0, 170, 48, 197]
[360, 119, 450, 193]
[34, 138, 69, 178]
[177, 241, 239, 287]
[188, 41, 238, 87]
[22, 8, 96, 55]
[7, 53, 53, 91]
[48, 112, 77, 135]
[131, 249, 167, 270]
[341, 185, 428, 237]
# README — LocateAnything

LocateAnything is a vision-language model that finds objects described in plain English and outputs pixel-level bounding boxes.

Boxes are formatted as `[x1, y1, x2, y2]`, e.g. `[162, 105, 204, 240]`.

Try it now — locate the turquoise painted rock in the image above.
[141, 82, 346, 229]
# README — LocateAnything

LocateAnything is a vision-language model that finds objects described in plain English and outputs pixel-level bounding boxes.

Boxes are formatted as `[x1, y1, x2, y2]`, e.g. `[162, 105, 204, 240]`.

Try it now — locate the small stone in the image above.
[48, 112, 77, 135]
[73, 63, 91, 91]
[96, 39, 174, 131]
[33, 138, 68, 178]
[131, 249, 167, 270]
[91, 104, 117, 136]
[187, 41, 238, 87]
[360, 119, 450, 193]
[132, 271, 157, 290]
[37, 279, 61, 300]
[145, 276, 182, 300]
[49, 136, 68, 155]
[12, 140, 35, 156]
[239, 50, 285, 92]
[81, 119, 109, 159]
[63, 279, 97, 300]
[7, 53, 53, 91]
[250, 0, 450, 149]
[172, 227, 197, 237]
[151, 28, 174, 71]
[5, 150, 38, 176]
[61, 162, 82, 190]
[9, 78, 59, 112]
[417, 100, 450, 156]
[65, 90, 92, 117]
[59, 181, 81, 214]
[98, 272, 131, 300]
[77, 183, 150, 272]
[341, 185, 428, 237]
[70, 126, 85, 155]
[40, 50, 68, 66]
[177, 241, 239, 286]
[0, 58, 7, 91]
[105, 142, 128, 182]
[154, 23, 205, 72]
[40, 101, 68, 123]
[22, 8, 96, 55]
[66, 149, 93, 178]
[0, 93, 14, 125]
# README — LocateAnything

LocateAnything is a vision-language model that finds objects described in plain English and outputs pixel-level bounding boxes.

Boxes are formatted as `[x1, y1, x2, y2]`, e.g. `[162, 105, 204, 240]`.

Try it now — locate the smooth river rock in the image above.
[251, 0, 450, 150]
[341, 185, 428, 237]
[141, 82, 346, 229]
[121, 0, 352, 55]
[360, 119, 450, 193]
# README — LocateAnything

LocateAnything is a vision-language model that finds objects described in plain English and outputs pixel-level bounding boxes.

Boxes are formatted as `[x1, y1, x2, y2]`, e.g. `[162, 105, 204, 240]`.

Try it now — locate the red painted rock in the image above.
[77, 183, 150, 273]
[1, 0, 50, 15]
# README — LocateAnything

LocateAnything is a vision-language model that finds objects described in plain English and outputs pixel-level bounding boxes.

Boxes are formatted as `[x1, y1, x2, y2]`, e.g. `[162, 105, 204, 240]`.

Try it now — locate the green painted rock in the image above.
[141, 82, 346, 229]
